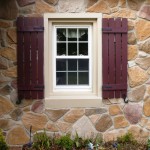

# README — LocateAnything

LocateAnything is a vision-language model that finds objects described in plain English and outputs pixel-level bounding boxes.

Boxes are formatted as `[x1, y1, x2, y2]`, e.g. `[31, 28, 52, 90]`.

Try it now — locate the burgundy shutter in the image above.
[17, 17, 44, 100]
[102, 18, 127, 99]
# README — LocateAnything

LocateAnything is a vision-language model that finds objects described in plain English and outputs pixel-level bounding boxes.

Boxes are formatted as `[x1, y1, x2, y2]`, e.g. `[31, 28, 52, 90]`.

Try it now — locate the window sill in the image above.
[45, 96, 102, 109]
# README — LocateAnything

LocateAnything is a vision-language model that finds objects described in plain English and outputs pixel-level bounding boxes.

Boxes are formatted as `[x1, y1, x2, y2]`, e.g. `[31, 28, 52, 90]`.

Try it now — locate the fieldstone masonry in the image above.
[0, 0, 150, 149]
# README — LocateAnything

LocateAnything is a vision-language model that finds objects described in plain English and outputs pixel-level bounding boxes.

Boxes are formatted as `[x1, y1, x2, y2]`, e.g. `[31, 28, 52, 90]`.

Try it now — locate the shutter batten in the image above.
[102, 18, 128, 99]
[17, 17, 44, 100]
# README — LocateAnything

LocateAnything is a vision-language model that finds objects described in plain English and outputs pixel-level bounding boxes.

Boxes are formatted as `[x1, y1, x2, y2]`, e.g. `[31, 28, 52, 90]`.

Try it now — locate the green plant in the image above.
[117, 132, 137, 144]
[0, 129, 9, 150]
[148, 137, 150, 149]
[73, 132, 90, 149]
[32, 130, 51, 150]
[55, 134, 73, 150]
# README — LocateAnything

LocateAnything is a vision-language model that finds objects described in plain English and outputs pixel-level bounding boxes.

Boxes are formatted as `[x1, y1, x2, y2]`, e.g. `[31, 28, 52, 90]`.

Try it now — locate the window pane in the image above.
[79, 72, 89, 85]
[79, 59, 89, 71]
[68, 59, 77, 71]
[68, 72, 77, 85]
[57, 43, 66, 55]
[57, 28, 66, 41]
[68, 43, 77, 55]
[56, 72, 66, 85]
[79, 29, 88, 41]
[68, 29, 77, 41]
[56, 59, 66, 71]
[79, 43, 88, 55]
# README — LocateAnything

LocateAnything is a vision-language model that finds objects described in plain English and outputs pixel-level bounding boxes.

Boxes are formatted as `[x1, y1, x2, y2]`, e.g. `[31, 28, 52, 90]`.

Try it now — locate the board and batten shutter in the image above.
[102, 18, 128, 99]
[17, 17, 44, 100]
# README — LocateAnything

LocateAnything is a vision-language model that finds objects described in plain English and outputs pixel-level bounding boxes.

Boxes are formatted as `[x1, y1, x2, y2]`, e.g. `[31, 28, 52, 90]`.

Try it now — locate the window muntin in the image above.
[54, 25, 92, 89]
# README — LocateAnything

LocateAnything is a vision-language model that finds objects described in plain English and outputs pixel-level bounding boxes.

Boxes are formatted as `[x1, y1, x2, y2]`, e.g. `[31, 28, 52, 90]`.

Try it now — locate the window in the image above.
[54, 25, 92, 90]
[44, 13, 102, 108]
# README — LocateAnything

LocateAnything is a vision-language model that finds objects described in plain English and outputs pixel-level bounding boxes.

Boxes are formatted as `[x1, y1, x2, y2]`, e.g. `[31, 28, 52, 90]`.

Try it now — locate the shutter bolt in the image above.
[122, 94, 128, 103]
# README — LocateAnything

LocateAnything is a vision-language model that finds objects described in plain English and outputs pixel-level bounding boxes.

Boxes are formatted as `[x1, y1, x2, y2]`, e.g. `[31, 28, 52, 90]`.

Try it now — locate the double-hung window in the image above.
[54, 25, 92, 90]
[44, 13, 102, 108]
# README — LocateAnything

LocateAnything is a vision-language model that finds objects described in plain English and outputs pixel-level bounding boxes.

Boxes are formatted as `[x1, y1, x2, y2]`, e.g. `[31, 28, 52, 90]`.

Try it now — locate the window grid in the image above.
[54, 25, 91, 88]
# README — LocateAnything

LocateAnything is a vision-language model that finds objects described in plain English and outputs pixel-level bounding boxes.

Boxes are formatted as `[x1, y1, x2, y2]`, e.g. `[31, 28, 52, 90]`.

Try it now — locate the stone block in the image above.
[0, 96, 14, 116]
[128, 66, 149, 87]
[138, 5, 150, 20]
[85, 108, 107, 116]
[22, 112, 48, 132]
[128, 85, 146, 102]
[124, 104, 142, 124]
[128, 45, 138, 61]
[87, 1, 111, 14]
[114, 116, 129, 129]
[95, 114, 113, 132]
[46, 109, 69, 122]
[7, 126, 29, 145]
[136, 57, 150, 70]
[109, 105, 122, 116]
[143, 98, 150, 117]
[17, 0, 35, 7]
[135, 19, 150, 41]
[63, 109, 84, 123]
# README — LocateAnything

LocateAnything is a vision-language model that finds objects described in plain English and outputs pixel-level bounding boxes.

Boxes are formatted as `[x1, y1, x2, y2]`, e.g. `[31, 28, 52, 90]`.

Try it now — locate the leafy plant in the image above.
[55, 134, 73, 150]
[32, 130, 51, 150]
[0, 129, 9, 150]
[73, 132, 90, 149]
[148, 137, 150, 150]
[117, 132, 137, 144]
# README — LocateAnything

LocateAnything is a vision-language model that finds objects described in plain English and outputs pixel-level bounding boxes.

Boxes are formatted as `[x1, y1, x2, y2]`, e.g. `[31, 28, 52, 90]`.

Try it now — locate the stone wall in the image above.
[0, 0, 150, 148]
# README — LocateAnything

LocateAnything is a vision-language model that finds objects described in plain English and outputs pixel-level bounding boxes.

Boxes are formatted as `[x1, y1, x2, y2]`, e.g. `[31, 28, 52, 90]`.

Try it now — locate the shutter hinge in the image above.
[102, 27, 112, 31]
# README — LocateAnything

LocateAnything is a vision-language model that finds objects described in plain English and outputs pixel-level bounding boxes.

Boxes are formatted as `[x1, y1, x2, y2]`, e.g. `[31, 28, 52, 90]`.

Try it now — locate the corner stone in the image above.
[95, 114, 113, 132]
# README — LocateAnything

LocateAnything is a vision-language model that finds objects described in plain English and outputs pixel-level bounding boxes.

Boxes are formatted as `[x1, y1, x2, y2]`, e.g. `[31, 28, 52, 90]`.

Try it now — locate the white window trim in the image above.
[53, 25, 92, 91]
[44, 13, 102, 108]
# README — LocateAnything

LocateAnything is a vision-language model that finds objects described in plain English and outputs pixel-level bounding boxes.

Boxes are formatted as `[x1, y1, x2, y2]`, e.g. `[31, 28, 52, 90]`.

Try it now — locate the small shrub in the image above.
[117, 132, 137, 144]
[0, 129, 9, 150]
[32, 130, 51, 150]
[55, 134, 73, 150]
[73, 132, 90, 149]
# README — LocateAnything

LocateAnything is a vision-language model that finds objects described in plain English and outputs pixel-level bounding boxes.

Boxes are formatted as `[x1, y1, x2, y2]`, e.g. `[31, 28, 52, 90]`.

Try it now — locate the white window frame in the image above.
[44, 13, 102, 108]
[53, 25, 92, 91]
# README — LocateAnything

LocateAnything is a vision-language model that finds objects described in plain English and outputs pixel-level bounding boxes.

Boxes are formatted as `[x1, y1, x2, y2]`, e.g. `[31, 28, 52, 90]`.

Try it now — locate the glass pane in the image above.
[68, 59, 77, 71]
[79, 29, 88, 41]
[68, 72, 77, 85]
[79, 59, 89, 71]
[79, 43, 88, 55]
[56, 59, 66, 71]
[57, 28, 66, 41]
[68, 29, 77, 41]
[79, 72, 89, 85]
[68, 43, 77, 55]
[57, 43, 66, 55]
[56, 72, 66, 85]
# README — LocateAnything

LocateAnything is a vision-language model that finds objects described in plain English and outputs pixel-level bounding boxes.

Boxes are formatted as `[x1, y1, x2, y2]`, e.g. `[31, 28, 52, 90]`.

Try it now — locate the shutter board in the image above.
[17, 17, 44, 100]
[102, 18, 127, 99]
